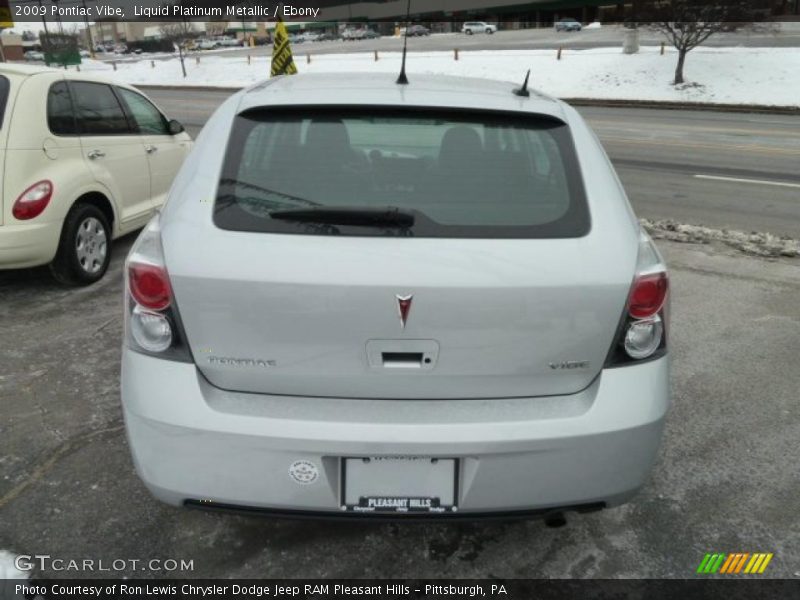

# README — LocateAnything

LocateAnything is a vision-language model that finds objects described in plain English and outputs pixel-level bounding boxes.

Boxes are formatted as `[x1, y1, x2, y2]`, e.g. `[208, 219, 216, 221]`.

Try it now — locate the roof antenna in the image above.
[513, 69, 531, 97]
[396, 0, 412, 85]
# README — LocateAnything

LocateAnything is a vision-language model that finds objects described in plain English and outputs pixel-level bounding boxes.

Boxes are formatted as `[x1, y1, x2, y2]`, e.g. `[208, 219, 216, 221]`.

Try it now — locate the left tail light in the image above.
[13, 180, 53, 220]
[124, 216, 193, 362]
[605, 230, 670, 367]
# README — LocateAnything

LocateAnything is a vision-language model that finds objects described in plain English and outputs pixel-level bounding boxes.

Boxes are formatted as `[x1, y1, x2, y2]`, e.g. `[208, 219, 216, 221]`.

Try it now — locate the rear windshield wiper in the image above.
[269, 206, 415, 228]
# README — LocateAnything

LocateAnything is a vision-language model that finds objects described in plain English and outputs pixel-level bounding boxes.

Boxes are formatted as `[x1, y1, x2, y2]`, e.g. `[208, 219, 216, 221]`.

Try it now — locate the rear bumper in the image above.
[121, 349, 670, 515]
[0, 221, 61, 269]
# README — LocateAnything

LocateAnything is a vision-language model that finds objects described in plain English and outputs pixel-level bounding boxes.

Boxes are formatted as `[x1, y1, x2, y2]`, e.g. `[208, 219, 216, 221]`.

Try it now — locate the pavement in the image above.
[1, 237, 799, 578]
[142, 89, 800, 238]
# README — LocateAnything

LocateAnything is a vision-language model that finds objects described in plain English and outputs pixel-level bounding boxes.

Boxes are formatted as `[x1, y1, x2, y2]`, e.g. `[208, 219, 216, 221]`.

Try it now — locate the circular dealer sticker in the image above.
[288, 460, 319, 485]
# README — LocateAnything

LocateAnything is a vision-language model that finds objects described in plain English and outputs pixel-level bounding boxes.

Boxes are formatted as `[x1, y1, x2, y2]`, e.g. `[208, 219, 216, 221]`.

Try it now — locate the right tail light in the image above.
[605, 231, 670, 367]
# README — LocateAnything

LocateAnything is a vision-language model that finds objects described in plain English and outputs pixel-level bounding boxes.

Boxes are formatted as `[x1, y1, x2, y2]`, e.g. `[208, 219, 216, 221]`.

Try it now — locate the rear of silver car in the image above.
[121, 74, 669, 518]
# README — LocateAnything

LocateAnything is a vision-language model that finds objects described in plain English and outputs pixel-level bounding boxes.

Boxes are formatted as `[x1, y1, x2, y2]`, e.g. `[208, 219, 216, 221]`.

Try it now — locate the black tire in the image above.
[50, 203, 112, 286]
[486, 29, 494, 34]
[465, 29, 473, 35]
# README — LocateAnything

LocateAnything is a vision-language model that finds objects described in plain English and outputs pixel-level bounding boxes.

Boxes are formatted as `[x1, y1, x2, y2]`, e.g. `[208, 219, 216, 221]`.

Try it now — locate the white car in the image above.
[121, 72, 670, 520]
[462, 21, 497, 35]
[0, 65, 192, 284]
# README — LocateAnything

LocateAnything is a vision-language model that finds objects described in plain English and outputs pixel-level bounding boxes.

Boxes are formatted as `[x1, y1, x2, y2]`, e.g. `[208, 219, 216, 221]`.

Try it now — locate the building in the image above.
[314, 0, 799, 25]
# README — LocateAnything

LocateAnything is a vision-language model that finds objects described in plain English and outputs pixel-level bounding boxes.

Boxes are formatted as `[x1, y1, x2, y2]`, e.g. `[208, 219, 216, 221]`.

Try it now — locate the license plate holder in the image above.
[341, 456, 458, 514]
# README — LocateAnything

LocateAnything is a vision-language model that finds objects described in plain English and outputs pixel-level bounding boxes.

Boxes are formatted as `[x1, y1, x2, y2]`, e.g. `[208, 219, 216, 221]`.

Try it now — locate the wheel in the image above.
[50, 203, 112, 286]
[465, 29, 473, 35]
[486, 28, 494, 34]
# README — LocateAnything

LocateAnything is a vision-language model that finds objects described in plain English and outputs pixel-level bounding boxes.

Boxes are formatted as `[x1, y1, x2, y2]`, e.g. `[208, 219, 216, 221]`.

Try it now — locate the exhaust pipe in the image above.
[544, 512, 567, 528]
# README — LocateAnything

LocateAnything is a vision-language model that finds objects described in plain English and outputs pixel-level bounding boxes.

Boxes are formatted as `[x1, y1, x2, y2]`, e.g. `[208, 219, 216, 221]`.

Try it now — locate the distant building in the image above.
[0, 30, 24, 61]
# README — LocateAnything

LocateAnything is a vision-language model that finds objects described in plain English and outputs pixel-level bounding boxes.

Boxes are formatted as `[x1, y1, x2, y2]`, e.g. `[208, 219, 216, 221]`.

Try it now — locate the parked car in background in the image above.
[555, 18, 583, 32]
[79, 49, 91, 58]
[121, 72, 670, 520]
[216, 37, 242, 47]
[462, 21, 497, 34]
[406, 25, 431, 37]
[24, 50, 45, 61]
[361, 29, 381, 39]
[0, 64, 192, 284]
[196, 39, 217, 50]
[114, 44, 128, 54]
[316, 32, 339, 41]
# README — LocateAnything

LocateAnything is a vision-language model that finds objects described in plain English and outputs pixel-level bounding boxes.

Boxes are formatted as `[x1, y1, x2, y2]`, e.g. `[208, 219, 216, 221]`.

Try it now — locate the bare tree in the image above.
[637, 1, 769, 85]
[159, 20, 194, 78]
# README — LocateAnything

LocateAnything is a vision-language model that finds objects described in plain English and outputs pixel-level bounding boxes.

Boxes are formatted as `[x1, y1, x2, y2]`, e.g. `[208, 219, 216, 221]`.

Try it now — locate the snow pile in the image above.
[0, 550, 28, 579]
[641, 218, 800, 258]
[74, 46, 800, 107]
[585, 22, 602, 30]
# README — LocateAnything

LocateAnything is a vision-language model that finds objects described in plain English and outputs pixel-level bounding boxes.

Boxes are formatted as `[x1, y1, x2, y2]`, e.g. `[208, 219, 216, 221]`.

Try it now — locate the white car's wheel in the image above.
[50, 203, 112, 286]
[486, 28, 494, 34]
[465, 29, 473, 35]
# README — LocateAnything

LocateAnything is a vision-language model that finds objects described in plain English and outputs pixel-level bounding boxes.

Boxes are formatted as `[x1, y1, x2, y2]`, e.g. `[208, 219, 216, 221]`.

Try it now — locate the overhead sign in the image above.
[0, 0, 13, 28]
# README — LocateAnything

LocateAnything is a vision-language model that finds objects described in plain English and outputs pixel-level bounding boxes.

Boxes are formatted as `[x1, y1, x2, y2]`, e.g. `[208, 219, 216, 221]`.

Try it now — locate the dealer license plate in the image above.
[341, 456, 458, 513]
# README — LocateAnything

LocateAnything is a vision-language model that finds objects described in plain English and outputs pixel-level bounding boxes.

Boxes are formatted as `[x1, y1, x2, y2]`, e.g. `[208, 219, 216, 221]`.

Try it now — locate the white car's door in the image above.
[71, 81, 151, 233]
[115, 87, 191, 210]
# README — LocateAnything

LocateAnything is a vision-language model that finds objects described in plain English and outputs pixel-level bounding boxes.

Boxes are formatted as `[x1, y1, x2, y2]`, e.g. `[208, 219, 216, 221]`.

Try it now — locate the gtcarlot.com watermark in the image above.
[14, 554, 194, 573]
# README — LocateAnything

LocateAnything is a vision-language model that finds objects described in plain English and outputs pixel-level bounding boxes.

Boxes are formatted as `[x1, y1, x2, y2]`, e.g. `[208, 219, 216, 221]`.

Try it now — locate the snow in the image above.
[72, 46, 800, 107]
[0, 550, 28, 579]
[585, 22, 602, 30]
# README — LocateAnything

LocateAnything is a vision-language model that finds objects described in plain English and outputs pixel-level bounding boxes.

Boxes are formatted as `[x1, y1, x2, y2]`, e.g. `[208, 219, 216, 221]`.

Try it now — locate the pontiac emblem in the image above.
[396, 295, 413, 329]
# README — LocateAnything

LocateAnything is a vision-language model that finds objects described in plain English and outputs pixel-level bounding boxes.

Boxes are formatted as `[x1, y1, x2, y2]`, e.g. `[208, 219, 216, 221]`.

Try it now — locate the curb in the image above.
[135, 84, 800, 115]
[562, 98, 800, 115]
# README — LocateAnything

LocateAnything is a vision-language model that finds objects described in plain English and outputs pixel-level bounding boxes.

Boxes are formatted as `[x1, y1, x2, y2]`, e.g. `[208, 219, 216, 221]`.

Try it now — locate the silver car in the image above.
[121, 73, 670, 520]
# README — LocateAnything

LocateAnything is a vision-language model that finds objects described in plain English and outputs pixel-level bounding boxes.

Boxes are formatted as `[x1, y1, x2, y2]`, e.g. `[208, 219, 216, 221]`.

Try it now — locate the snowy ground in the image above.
[0, 550, 27, 579]
[71, 46, 800, 107]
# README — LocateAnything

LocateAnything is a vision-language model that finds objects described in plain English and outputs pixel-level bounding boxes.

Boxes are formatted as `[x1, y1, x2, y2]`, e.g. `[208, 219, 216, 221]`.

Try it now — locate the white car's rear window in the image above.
[215, 107, 589, 238]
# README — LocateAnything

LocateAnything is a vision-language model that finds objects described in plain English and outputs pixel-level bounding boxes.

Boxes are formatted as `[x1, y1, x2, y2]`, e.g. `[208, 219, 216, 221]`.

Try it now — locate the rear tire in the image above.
[50, 203, 112, 286]
[465, 29, 473, 35]
[486, 29, 494, 34]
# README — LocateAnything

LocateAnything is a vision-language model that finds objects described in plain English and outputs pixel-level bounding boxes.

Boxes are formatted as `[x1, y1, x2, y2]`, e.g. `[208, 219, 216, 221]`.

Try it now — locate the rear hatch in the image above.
[166, 106, 637, 399]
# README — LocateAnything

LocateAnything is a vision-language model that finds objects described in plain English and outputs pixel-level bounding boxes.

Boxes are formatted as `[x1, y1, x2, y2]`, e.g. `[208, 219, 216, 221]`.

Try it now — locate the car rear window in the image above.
[214, 107, 589, 238]
[0, 76, 9, 130]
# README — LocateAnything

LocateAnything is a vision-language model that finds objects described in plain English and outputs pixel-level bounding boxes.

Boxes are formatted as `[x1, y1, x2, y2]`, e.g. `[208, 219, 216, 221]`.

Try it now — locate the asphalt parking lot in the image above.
[2, 235, 798, 578]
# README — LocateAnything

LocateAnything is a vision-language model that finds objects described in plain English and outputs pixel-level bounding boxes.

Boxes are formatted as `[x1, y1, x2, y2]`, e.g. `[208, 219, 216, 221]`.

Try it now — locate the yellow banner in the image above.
[270, 20, 297, 77]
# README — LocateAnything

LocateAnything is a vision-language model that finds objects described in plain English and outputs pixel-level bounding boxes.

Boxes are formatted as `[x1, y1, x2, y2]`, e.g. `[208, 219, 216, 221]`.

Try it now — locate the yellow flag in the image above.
[0, 0, 14, 28]
[270, 20, 297, 77]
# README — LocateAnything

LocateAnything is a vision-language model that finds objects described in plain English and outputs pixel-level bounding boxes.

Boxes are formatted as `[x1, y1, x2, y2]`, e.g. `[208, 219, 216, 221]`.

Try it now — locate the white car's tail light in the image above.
[624, 315, 664, 359]
[606, 230, 669, 367]
[130, 305, 173, 352]
[13, 180, 53, 220]
[129, 262, 172, 311]
[124, 216, 192, 362]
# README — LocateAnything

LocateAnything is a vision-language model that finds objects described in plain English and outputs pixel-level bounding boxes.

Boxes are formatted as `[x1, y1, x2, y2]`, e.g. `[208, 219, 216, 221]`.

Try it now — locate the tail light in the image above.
[13, 180, 53, 220]
[605, 231, 669, 367]
[124, 216, 192, 362]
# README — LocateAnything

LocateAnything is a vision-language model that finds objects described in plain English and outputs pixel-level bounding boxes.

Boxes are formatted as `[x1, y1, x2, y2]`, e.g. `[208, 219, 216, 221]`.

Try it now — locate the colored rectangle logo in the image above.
[697, 552, 773, 574]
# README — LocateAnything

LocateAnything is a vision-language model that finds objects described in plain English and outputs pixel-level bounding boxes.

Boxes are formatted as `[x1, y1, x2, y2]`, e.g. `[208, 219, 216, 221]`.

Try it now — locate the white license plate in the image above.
[341, 457, 458, 513]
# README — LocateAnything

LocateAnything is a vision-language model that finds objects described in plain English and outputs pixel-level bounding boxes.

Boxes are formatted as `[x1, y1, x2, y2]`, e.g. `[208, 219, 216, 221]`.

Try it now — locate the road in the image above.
[104, 27, 800, 64]
[143, 88, 800, 238]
